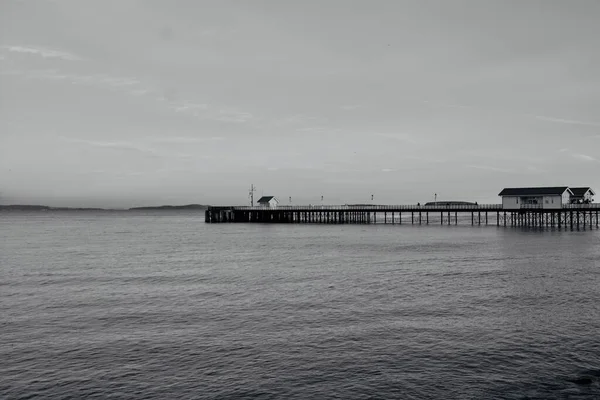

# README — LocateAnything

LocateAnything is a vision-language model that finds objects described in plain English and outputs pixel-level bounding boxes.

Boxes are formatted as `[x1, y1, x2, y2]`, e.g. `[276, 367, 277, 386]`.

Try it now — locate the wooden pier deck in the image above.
[206, 204, 600, 229]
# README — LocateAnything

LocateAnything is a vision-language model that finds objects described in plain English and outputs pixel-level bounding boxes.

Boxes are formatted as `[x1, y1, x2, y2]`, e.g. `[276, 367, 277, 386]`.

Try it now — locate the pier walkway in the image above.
[206, 203, 600, 229]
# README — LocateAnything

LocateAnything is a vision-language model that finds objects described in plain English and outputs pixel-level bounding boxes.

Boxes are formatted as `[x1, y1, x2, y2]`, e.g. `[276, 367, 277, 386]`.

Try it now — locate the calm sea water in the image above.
[1, 211, 600, 399]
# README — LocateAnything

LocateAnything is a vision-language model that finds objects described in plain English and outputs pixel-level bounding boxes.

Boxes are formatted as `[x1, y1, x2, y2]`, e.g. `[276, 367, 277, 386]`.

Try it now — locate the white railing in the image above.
[519, 203, 600, 209]
[519, 204, 543, 209]
[563, 203, 600, 209]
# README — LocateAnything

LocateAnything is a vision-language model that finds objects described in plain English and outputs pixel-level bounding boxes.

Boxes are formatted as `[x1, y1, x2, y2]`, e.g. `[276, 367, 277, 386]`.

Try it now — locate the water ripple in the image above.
[1, 212, 599, 399]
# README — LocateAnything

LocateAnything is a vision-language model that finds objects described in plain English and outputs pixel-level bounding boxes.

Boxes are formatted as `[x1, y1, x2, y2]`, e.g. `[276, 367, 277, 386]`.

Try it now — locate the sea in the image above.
[1, 211, 600, 399]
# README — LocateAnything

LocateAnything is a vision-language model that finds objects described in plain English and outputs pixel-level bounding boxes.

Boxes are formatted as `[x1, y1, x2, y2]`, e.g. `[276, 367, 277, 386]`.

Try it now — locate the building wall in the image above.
[542, 195, 562, 209]
[502, 195, 563, 209]
[572, 190, 595, 203]
[258, 198, 278, 208]
[502, 196, 519, 209]
[562, 191, 571, 205]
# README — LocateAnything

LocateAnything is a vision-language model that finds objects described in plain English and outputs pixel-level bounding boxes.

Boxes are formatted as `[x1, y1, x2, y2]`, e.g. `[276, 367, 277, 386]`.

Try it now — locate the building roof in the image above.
[424, 201, 476, 206]
[570, 187, 595, 197]
[257, 196, 276, 203]
[498, 187, 572, 196]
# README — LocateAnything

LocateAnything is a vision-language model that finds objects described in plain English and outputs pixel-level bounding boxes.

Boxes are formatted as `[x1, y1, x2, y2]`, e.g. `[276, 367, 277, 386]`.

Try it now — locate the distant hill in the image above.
[0, 205, 108, 211]
[0, 204, 208, 211]
[0, 205, 52, 211]
[128, 204, 208, 210]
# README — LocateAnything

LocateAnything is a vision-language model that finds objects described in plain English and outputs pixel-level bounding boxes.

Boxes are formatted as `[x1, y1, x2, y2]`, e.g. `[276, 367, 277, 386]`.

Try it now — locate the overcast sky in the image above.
[1, 0, 599, 207]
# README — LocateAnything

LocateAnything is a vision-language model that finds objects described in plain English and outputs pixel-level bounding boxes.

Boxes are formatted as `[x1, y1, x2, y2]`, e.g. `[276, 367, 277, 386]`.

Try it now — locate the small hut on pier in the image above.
[257, 196, 279, 208]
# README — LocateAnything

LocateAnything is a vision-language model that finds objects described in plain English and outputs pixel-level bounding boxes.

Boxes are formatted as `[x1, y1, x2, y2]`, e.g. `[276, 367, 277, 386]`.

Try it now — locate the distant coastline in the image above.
[128, 204, 208, 211]
[0, 204, 208, 211]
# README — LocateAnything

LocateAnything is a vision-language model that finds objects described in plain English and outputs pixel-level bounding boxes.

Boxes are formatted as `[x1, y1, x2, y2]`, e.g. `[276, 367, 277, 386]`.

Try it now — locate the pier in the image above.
[205, 203, 600, 229]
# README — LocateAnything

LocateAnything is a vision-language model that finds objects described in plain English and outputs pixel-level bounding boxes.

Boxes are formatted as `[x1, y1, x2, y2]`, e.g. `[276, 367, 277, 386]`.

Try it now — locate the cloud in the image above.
[466, 165, 516, 173]
[171, 102, 209, 113]
[21, 69, 142, 91]
[535, 116, 600, 128]
[165, 98, 254, 124]
[296, 126, 341, 135]
[215, 109, 254, 123]
[270, 114, 323, 127]
[2, 45, 82, 61]
[420, 100, 600, 130]
[571, 153, 597, 162]
[58, 137, 158, 155]
[13, 68, 257, 125]
[403, 155, 447, 163]
[130, 89, 150, 96]
[150, 136, 225, 144]
[374, 132, 423, 144]
[340, 105, 362, 110]
[381, 168, 395, 172]
[98, 76, 141, 88]
[559, 148, 598, 162]
[422, 100, 474, 110]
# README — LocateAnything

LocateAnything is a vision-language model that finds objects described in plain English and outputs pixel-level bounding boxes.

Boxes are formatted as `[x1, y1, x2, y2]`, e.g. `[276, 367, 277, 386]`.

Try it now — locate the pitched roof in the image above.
[570, 187, 595, 197]
[257, 196, 276, 203]
[498, 187, 572, 196]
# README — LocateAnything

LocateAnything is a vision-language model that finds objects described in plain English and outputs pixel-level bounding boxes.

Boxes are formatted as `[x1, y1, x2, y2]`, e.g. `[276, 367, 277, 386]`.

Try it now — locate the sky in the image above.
[1, 0, 599, 208]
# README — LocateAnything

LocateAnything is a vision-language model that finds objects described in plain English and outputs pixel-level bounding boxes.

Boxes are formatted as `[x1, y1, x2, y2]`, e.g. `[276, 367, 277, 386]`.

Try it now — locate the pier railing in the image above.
[229, 204, 504, 211]
[563, 203, 600, 209]
[211, 203, 600, 211]
[519, 204, 543, 209]
[518, 203, 600, 209]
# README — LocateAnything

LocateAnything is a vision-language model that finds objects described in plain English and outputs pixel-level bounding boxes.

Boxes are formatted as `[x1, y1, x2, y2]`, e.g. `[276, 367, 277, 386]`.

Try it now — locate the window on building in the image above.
[516, 198, 519, 204]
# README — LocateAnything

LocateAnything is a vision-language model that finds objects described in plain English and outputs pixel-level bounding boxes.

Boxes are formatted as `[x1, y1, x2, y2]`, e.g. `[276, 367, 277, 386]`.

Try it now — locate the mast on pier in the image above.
[249, 184, 256, 206]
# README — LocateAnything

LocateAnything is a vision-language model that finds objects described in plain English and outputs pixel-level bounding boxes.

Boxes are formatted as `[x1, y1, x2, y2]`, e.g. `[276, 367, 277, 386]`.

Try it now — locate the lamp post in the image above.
[435, 193, 437, 205]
